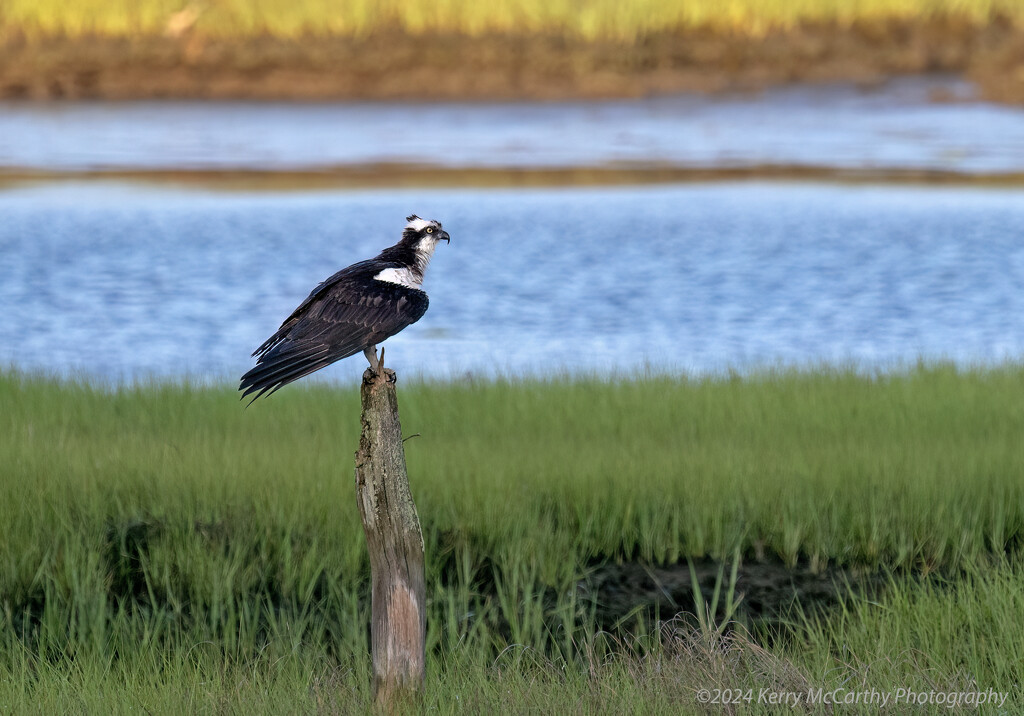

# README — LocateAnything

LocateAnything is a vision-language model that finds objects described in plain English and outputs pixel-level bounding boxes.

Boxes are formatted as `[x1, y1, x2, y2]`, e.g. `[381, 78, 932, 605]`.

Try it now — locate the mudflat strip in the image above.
[4, 164, 1024, 192]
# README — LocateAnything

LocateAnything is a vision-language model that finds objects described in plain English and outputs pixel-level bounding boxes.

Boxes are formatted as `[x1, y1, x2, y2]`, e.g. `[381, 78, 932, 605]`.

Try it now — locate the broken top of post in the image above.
[354, 367, 426, 706]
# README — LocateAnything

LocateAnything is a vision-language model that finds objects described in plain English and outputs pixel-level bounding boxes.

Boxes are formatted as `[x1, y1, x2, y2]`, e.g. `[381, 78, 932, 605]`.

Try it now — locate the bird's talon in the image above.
[363, 345, 381, 374]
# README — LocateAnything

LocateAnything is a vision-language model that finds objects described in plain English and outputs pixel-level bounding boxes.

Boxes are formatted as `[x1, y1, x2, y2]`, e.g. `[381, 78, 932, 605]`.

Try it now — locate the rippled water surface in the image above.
[2, 182, 1022, 383]
[2, 79, 1023, 174]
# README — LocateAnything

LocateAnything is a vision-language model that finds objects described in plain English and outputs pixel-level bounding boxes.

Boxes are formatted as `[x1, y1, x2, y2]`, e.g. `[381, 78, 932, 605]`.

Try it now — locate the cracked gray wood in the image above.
[354, 367, 426, 705]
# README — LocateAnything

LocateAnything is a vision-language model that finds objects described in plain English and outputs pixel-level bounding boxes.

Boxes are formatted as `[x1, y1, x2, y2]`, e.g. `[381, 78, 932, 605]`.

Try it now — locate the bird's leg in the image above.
[363, 345, 380, 374]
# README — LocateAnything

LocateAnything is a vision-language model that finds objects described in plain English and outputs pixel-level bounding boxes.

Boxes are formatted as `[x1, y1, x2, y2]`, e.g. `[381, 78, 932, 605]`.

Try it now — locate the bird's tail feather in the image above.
[239, 343, 330, 402]
[239, 335, 368, 403]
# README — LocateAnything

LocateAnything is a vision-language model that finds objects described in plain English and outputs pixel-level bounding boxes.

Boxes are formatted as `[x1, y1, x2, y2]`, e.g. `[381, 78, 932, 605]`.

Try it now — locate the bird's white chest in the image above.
[374, 267, 422, 289]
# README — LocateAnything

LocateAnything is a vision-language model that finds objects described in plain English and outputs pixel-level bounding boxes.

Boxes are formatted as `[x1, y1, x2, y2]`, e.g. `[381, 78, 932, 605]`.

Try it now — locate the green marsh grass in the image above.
[1, 365, 1022, 711]
[2, 0, 1022, 42]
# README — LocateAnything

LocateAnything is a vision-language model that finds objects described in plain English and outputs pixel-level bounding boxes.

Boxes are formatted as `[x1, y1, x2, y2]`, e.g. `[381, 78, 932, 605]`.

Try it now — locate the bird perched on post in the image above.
[239, 215, 449, 402]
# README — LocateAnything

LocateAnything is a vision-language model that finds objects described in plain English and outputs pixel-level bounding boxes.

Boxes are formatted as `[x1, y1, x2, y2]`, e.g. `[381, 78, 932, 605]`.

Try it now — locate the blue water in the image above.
[1, 181, 1022, 383]
[2, 78, 1023, 174]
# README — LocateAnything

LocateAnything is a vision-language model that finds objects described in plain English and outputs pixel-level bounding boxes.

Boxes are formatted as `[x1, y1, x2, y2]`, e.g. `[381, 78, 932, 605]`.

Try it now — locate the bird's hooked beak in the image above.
[438, 230, 451, 243]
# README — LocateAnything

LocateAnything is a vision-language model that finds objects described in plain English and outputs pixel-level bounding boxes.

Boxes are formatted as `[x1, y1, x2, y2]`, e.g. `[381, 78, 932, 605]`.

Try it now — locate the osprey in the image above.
[239, 215, 449, 402]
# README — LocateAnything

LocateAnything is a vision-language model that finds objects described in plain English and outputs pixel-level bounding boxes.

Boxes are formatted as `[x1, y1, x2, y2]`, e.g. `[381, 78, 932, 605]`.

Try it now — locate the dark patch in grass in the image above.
[104, 517, 162, 605]
[1003, 528, 1024, 558]
[3, 588, 46, 652]
[584, 559, 887, 638]
[433, 528, 499, 595]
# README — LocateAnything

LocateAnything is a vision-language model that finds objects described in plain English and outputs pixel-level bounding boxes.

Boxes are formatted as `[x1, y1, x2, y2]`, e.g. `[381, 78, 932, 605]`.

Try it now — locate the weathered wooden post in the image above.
[354, 366, 426, 706]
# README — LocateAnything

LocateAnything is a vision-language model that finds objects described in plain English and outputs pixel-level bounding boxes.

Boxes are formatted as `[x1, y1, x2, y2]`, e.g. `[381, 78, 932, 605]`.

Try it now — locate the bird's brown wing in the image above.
[240, 275, 428, 402]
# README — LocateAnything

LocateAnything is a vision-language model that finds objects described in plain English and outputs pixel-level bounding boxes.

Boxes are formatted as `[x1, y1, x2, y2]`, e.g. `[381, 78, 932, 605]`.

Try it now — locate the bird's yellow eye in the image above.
[426, 227, 433, 234]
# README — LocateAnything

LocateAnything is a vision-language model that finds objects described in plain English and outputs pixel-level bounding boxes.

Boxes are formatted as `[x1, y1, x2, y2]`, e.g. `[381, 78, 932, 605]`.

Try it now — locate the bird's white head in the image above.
[401, 214, 450, 272]
[405, 216, 434, 233]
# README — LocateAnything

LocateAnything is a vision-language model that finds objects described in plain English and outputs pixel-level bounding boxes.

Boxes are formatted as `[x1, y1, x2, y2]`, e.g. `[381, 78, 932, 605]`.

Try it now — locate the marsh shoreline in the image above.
[2, 19, 1023, 103]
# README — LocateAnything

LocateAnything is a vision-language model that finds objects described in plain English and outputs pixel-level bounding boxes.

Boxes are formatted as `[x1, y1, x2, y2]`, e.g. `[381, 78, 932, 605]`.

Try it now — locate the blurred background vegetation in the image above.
[2, 0, 1023, 101]
[2, 0, 1021, 40]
